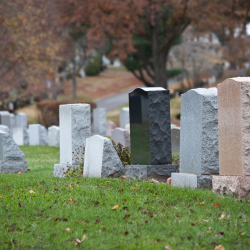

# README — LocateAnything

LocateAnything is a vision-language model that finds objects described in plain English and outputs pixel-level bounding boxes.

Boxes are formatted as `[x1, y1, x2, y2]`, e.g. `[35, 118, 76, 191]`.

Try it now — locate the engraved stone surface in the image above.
[13, 128, 29, 146]
[83, 135, 124, 178]
[111, 128, 130, 148]
[0, 131, 27, 173]
[129, 87, 172, 165]
[180, 88, 219, 175]
[29, 124, 48, 145]
[48, 126, 60, 147]
[16, 113, 28, 128]
[171, 127, 180, 154]
[0, 111, 11, 128]
[171, 173, 212, 189]
[93, 108, 106, 135]
[125, 165, 178, 182]
[218, 77, 250, 176]
[120, 107, 130, 129]
[212, 175, 250, 198]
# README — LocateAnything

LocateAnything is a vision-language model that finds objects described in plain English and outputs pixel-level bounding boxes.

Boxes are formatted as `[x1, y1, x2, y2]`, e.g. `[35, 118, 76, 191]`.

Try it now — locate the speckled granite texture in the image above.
[180, 88, 219, 175]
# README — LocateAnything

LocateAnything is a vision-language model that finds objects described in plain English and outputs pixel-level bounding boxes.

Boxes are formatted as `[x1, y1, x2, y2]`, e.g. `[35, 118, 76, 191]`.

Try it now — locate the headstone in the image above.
[0, 111, 11, 128]
[0, 131, 27, 173]
[83, 135, 124, 178]
[172, 88, 219, 189]
[93, 108, 106, 135]
[0, 125, 10, 134]
[16, 113, 28, 128]
[111, 128, 130, 148]
[212, 77, 250, 198]
[113, 59, 121, 67]
[29, 124, 48, 145]
[120, 107, 129, 129]
[54, 104, 91, 178]
[171, 127, 180, 154]
[10, 113, 16, 130]
[106, 120, 116, 137]
[125, 123, 130, 133]
[12, 128, 29, 146]
[48, 126, 60, 147]
[125, 87, 178, 182]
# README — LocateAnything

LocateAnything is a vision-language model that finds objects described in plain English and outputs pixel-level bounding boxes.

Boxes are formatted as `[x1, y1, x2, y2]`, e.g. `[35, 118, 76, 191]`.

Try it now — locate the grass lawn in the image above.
[0, 146, 249, 249]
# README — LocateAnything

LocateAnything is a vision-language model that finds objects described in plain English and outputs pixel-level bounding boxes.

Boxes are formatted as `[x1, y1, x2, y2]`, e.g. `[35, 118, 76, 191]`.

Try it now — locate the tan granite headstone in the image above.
[218, 77, 250, 176]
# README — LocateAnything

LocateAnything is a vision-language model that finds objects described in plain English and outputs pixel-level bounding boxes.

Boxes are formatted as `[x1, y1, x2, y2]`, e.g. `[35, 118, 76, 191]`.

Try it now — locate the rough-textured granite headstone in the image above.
[0, 125, 10, 134]
[218, 77, 250, 176]
[83, 135, 124, 178]
[120, 107, 130, 129]
[111, 128, 130, 148]
[16, 113, 28, 128]
[213, 176, 250, 199]
[180, 88, 219, 175]
[29, 124, 48, 145]
[13, 128, 29, 146]
[54, 104, 91, 178]
[106, 120, 116, 137]
[0, 111, 11, 128]
[48, 126, 60, 147]
[93, 108, 106, 135]
[129, 87, 172, 165]
[171, 127, 180, 154]
[0, 131, 27, 173]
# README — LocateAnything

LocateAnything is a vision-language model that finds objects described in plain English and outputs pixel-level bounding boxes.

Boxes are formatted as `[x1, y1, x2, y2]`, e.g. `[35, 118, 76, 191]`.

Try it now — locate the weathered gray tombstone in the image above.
[120, 107, 129, 129]
[48, 126, 60, 147]
[0, 131, 27, 173]
[29, 124, 48, 145]
[83, 135, 124, 178]
[0, 125, 10, 134]
[0, 111, 11, 128]
[12, 128, 29, 146]
[171, 88, 219, 189]
[171, 127, 180, 154]
[125, 87, 178, 182]
[54, 104, 91, 178]
[111, 128, 130, 148]
[16, 113, 28, 128]
[93, 108, 106, 135]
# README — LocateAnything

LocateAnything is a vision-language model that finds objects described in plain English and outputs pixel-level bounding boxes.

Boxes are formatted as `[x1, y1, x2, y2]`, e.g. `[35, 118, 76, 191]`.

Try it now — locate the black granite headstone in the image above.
[129, 87, 172, 165]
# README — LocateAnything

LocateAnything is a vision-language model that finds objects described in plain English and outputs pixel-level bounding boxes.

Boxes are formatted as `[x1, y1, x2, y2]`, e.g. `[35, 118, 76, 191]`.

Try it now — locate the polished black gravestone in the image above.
[125, 87, 178, 182]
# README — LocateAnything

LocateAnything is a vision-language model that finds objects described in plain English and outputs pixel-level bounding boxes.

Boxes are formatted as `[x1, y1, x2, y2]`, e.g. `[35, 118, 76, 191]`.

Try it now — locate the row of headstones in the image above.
[171, 77, 250, 199]
[0, 112, 27, 131]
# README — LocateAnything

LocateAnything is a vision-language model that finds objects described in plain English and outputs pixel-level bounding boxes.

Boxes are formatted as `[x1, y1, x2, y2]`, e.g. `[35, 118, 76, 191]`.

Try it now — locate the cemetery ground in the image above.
[0, 147, 250, 249]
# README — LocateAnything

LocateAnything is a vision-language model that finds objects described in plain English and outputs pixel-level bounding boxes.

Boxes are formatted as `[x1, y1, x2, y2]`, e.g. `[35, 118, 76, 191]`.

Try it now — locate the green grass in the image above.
[0, 146, 249, 249]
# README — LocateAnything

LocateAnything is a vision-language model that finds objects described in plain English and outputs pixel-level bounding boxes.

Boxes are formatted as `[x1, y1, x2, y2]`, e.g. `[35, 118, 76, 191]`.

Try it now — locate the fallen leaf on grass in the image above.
[165, 245, 172, 249]
[199, 202, 205, 206]
[219, 213, 230, 220]
[75, 235, 87, 246]
[106, 181, 111, 184]
[64, 228, 70, 232]
[112, 204, 119, 210]
[54, 218, 62, 222]
[18, 203, 21, 207]
[202, 219, 209, 223]
[119, 176, 125, 180]
[130, 187, 137, 190]
[150, 179, 161, 184]
[38, 159, 41, 162]
[124, 231, 129, 236]
[27, 169, 30, 171]
[213, 203, 221, 207]
[69, 199, 73, 202]
[214, 245, 225, 250]
[67, 182, 72, 187]
[18, 171, 22, 175]
[29, 190, 35, 194]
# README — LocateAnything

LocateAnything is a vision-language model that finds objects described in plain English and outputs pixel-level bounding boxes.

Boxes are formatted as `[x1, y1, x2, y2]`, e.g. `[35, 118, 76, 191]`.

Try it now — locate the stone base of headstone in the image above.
[212, 175, 250, 199]
[54, 164, 80, 178]
[125, 165, 179, 182]
[0, 160, 27, 173]
[171, 173, 213, 189]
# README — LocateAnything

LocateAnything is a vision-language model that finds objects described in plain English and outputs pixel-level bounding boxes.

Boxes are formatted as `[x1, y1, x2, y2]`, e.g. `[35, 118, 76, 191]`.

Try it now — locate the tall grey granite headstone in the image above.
[171, 88, 219, 189]
[93, 108, 106, 135]
[54, 104, 91, 178]
[0, 131, 27, 173]
[120, 107, 129, 129]
[125, 87, 178, 182]
[83, 135, 124, 178]
[29, 124, 48, 145]
[171, 127, 180, 154]
[13, 128, 29, 146]
[16, 113, 28, 128]
[111, 128, 130, 148]
[0, 111, 11, 128]
[48, 126, 60, 147]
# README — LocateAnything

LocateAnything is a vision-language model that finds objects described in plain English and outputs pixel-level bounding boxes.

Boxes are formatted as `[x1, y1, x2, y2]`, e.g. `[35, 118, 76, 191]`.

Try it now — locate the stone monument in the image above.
[12, 128, 29, 146]
[120, 107, 129, 129]
[106, 120, 116, 137]
[125, 87, 178, 182]
[171, 127, 180, 154]
[16, 113, 28, 128]
[0, 111, 11, 128]
[171, 88, 219, 189]
[54, 104, 91, 178]
[111, 128, 130, 148]
[29, 124, 48, 145]
[48, 126, 60, 147]
[212, 77, 250, 198]
[93, 108, 106, 135]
